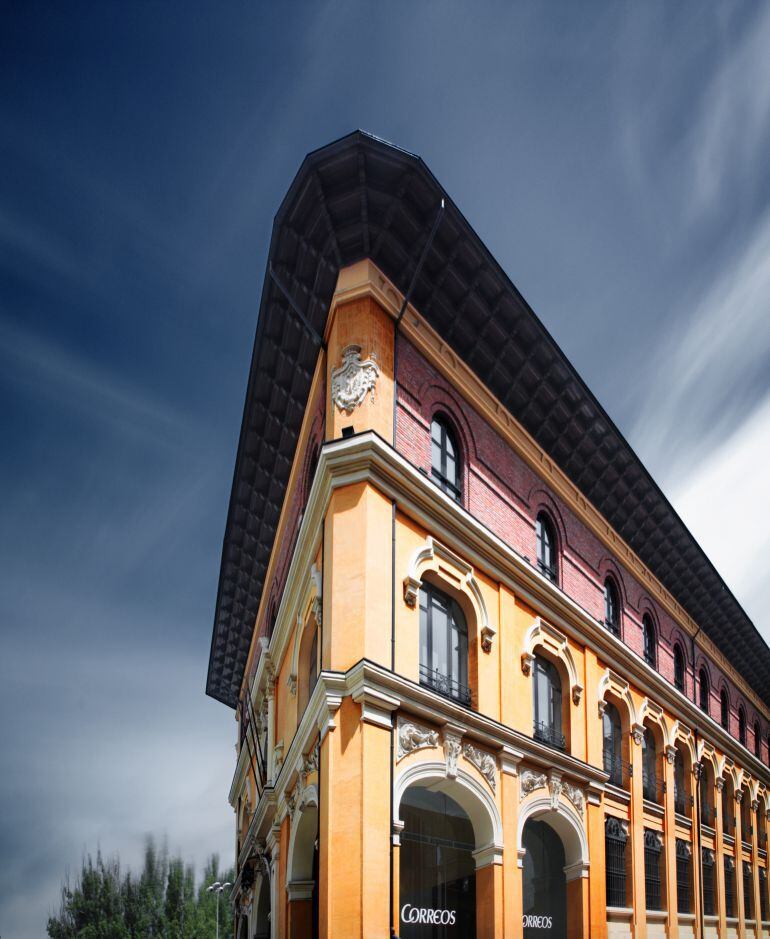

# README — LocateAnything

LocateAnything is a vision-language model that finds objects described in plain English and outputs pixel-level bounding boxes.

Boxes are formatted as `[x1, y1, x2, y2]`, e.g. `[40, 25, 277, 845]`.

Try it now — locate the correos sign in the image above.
[523, 913, 553, 930]
[401, 904, 457, 926]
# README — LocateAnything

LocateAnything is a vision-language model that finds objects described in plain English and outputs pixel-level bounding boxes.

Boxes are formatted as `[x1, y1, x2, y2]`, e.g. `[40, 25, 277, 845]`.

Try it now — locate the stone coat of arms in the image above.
[331, 344, 380, 414]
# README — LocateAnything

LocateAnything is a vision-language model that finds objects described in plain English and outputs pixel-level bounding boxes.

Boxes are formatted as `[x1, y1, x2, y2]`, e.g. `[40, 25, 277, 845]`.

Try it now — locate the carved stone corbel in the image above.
[442, 729, 463, 779]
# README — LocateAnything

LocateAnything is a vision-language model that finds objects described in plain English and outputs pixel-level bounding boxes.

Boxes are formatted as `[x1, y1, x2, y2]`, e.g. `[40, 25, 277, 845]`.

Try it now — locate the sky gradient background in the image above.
[3, 3, 770, 937]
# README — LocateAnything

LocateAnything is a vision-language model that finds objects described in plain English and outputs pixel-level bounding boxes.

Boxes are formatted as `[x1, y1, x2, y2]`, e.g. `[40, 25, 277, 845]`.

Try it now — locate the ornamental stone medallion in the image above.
[397, 718, 439, 761]
[462, 742, 497, 792]
[331, 344, 380, 414]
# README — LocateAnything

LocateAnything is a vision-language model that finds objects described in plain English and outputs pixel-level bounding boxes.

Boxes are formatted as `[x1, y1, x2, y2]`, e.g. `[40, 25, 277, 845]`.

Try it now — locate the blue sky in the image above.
[2, 3, 770, 936]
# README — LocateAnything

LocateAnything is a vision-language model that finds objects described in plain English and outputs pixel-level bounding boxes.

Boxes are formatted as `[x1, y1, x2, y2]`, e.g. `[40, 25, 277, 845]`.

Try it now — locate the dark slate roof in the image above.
[207, 130, 770, 709]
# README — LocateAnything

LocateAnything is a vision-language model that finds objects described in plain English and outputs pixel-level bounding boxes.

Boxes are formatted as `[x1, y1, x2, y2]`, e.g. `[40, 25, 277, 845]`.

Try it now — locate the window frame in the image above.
[699, 667, 710, 714]
[673, 644, 686, 693]
[603, 578, 621, 637]
[418, 581, 471, 706]
[430, 414, 462, 502]
[642, 614, 657, 669]
[739, 707, 747, 747]
[532, 654, 565, 750]
[720, 688, 730, 730]
[535, 511, 558, 584]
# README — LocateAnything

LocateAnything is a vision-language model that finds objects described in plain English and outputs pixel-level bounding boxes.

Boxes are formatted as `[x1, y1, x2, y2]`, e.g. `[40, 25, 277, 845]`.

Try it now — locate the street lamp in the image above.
[206, 880, 231, 939]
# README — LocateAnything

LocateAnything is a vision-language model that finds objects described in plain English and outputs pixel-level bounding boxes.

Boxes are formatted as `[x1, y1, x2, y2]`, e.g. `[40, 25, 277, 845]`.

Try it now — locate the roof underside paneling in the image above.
[207, 131, 770, 710]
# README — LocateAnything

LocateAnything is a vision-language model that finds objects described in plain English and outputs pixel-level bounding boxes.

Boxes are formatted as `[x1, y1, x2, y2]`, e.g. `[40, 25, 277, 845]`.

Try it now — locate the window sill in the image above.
[643, 798, 664, 820]
[702, 824, 716, 838]
[674, 812, 692, 829]
[724, 833, 735, 846]
[606, 907, 633, 922]
[645, 909, 668, 923]
[677, 913, 696, 923]
[605, 783, 630, 805]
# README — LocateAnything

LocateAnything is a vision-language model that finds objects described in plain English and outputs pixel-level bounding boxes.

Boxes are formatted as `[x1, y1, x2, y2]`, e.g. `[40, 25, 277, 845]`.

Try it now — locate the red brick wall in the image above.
[395, 334, 767, 758]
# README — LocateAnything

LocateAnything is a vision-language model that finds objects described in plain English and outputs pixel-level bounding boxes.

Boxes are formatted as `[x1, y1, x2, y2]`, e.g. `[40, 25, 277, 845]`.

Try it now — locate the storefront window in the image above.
[522, 819, 566, 937]
[399, 787, 475, 937]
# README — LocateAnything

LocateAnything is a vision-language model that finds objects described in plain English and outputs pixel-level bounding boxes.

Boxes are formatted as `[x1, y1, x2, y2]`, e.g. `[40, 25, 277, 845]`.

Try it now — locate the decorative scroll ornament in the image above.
[331, 344, 380, 414]
[462, 742, 497, 792]
[631, 723, 645, 747]
[665, 746, 677, 765]
[520, 768, 548, 800]
[443, 730, 462, 779]
[736, 789, 744, 804]
[562, 781, 585, 817]
[397, 719, 439, 761]
[716, 777, 725, 792]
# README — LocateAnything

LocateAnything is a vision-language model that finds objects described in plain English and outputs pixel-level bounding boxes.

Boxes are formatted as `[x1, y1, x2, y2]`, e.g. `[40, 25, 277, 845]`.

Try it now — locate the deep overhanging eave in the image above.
[206, 130, 770, 711]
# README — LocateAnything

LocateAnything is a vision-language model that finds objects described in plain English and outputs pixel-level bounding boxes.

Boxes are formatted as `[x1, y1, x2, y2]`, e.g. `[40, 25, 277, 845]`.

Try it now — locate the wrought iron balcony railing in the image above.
[603, 752, 632, 790]
[419, 664, 472, 707]
[642, 770, 665, 804]
[533, 720, 566, 751]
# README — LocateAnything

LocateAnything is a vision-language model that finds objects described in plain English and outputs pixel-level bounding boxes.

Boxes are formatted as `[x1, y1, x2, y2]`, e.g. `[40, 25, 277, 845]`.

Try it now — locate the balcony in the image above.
[533, 720, 566, 751]
[419, 664, 472, 707]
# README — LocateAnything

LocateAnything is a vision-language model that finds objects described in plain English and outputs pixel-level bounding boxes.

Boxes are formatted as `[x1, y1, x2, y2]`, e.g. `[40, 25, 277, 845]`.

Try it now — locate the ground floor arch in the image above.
[253, 873, 270, 939]
[395, 764, 503, 939]
[518, 798, 589, 939]
[286, 797, 319, 939]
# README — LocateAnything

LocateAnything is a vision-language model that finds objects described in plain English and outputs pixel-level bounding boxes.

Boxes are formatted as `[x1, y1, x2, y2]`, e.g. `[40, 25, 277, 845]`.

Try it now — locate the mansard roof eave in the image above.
[206, 130, 770, 709]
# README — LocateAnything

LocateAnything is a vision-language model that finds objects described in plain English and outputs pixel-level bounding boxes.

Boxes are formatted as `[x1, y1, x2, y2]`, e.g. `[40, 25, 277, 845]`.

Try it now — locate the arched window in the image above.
[673, 748, 687, 816]
[535, 512, 558, 583]
[308, 626, 319, 700]
[642, 728, 659, 803]
[674, 644, 685, 693]
[430, 414, 461, 502]
[604, 578, 620, 637]
[754, 721, 761, 758]
[699, 668, 710, 714]
[739, 707, 747, 747]
[722, 776, 735, 836]
[720, 688, 729, 730]
[419, 582, 470, 705]
[643, 615, 657, 669]
[602, 703, 624, 787]
[700, 762, 715, 827]
[533, 655, 564, 750]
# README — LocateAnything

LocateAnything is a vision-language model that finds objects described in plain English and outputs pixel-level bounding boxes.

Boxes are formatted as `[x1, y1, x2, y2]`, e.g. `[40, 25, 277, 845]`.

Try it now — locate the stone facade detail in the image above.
[562, 781, 585, 817]
[397, 718, 439, 761]
[462, 742, 497, 792]
[331, 344, 380, 413]
[443, 730, 462, 778]
[520, 768, 548, 799]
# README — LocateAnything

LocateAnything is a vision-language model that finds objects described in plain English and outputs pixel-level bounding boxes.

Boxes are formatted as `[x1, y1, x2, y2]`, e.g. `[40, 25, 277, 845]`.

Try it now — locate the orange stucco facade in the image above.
[227, 261, 770, 939]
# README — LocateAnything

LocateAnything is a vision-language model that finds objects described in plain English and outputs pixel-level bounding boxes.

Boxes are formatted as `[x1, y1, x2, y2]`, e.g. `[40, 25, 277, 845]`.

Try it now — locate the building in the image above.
[206, 132, 770, 939]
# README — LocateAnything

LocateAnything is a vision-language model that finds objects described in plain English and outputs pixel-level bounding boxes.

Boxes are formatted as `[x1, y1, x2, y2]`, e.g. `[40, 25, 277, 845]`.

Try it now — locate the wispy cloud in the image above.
[0, 315, 194, 447]
[669, 391, 770, 640]
[630, 199, 770, 488]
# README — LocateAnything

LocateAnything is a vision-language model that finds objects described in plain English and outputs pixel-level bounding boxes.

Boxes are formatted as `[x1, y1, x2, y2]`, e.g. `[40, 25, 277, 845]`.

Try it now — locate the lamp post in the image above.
[206, 880, 231, 939]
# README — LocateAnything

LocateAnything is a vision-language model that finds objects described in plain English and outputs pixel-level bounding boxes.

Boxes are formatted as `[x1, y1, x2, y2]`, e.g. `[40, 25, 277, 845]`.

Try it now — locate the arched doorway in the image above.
[286, 797, 319, 939]
[253, 873, 270, 939]
[522, 819, 566, 938]
[399, 786, 476, 937]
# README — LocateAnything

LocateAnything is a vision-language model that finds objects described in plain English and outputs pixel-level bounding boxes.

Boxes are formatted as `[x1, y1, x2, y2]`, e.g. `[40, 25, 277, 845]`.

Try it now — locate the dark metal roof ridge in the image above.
[207, 130, 770, 711]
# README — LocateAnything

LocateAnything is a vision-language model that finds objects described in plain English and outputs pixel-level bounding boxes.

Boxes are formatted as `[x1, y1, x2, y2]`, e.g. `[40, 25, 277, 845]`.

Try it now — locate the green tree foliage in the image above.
[47, 838, 234, 939]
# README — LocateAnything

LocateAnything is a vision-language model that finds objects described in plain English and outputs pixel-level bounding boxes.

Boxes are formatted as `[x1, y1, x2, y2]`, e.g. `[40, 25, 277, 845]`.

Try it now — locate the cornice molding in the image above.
[234, 431, 770, 809]
[333, 260, 768, 720]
